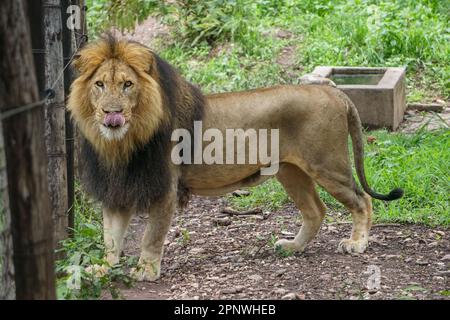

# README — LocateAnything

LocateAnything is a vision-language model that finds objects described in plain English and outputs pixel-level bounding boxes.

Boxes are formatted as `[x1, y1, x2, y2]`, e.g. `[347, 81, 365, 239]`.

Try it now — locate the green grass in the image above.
[230, 128, 450, 226]
[149, 0, 449, 101]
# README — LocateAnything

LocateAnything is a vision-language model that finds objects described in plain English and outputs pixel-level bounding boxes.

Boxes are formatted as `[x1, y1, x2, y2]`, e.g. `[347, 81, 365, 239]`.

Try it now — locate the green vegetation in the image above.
[87, 0, 449, 100]
[56, 185, 135, 299]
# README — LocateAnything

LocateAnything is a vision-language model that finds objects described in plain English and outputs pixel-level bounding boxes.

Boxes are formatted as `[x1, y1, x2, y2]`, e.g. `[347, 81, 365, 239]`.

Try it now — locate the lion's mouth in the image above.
[103, 112, 126, 128]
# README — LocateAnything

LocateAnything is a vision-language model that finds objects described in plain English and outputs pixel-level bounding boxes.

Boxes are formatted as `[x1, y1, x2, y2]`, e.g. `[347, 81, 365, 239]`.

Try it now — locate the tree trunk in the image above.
[0, 122, 15, 300]
[0, 0, 56, 300]
[43, 0, 69, 250]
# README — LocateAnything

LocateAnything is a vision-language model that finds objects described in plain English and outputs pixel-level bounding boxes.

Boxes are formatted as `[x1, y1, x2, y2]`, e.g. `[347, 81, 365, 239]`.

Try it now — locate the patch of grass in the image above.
[146, 1, 449, 101]
[439, 290, 450, 297]
[230, 129, 450, 226]
[56, 185, 135, 299]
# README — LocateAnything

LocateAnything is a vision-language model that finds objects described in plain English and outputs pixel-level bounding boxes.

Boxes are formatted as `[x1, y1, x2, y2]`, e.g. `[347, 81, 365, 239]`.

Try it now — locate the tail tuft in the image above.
[386, 188, 404, 201]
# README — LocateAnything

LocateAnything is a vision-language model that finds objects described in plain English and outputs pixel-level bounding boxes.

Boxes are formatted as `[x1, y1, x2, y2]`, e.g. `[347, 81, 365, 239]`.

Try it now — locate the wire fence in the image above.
[0, 34, 87, 121]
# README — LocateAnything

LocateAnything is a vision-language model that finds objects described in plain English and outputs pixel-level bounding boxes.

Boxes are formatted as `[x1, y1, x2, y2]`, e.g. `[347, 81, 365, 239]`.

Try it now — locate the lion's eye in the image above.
[124, 81, 133, 88]
[95, 81, 104, 87]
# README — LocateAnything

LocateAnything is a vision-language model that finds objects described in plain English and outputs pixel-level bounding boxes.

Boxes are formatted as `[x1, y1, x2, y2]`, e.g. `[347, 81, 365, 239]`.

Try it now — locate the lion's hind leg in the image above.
[275, 163, 327, 253]
[312, 169, 373, 254]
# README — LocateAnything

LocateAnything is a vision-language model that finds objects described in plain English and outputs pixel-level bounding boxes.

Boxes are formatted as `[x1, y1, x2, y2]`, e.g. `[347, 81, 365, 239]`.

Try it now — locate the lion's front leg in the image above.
[103, 207, 134, 266]
[131, 193, 176, 282]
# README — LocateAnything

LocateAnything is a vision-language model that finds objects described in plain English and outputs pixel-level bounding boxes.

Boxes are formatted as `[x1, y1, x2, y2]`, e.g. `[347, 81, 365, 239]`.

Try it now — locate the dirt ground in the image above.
[101, 195, 448, 300]
[100, 18, 449, 300]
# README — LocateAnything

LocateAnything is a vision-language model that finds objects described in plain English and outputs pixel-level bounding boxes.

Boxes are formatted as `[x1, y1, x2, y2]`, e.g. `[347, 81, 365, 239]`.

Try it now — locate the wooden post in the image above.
[43, 0, 69, 249]
[70, 0, 88, 179]
[28, 0, 46, 94]
[61, 0, 75, 234]
[0, 0, 56, 299]
[0, 121, 15, 300]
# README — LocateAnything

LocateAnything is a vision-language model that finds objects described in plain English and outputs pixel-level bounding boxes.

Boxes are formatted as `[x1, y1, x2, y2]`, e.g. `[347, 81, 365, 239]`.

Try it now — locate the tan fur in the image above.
[69, 38, 400, 282]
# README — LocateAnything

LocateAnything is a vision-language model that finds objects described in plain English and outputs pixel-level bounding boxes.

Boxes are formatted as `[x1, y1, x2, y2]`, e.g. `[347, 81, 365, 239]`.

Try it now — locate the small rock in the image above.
[434, 230, 445, 237]
[319, 274, 332, 281]
[416, 259, 430, 266]
[405, 257, 413, 263]
[274, 288, 288, 295]
[189, 247, 206, 255]
[296, 293, 306, 300]
[221, 286, 244, 294]
[190, 282, 200, 289]
[282, 292, 305, 300]
[327, 225, 338, 233]
[281, 293, 297, 300]
[232, 190, 251, 197]
[248, 274, 263, 282]
[385, 254, 402, 260]
[441, 254, 450, 261]
[213, 217, 232, 226]
[275, 269, 287, 277]
[427, 241, 438, 247]
[432, 276, 445, 283]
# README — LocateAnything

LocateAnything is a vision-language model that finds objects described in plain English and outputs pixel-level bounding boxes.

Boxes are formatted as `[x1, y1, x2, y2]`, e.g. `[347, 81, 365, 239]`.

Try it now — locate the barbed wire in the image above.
[1, 32, 88, 121]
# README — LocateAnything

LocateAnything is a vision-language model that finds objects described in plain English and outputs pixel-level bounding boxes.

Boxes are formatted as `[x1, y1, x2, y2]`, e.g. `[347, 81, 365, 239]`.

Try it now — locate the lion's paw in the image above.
[337, 239, 367, 254]
[274, 239, 305, 254]
[105, 253, 120, 266]
[130, 262, 161, 282]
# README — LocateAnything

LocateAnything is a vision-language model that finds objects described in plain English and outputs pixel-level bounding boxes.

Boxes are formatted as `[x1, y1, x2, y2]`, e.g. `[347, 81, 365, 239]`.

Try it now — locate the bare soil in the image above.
[100, 194, 449, 300]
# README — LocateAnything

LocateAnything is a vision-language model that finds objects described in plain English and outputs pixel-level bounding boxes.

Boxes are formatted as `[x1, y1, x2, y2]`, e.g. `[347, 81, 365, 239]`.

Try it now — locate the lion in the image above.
[67, 35, 403, 281]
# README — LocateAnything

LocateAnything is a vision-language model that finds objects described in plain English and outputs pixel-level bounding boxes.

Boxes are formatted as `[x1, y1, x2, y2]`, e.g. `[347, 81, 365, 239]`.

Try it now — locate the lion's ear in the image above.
[146, 51, 157, 77]
[71, 42, 108, 75]
[71, 54, 82, 72]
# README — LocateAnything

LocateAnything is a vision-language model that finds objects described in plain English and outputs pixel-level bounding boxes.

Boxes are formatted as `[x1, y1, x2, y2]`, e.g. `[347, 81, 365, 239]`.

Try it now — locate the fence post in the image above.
[0, 0, 56, 299]
[0, 121, 15, 300]
[61, 0, 76, 235]
[43, 0, 69, 251]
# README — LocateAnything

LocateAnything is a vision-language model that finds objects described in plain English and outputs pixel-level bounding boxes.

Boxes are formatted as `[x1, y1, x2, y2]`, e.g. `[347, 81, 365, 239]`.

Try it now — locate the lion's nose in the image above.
[102, 108, 123, 114]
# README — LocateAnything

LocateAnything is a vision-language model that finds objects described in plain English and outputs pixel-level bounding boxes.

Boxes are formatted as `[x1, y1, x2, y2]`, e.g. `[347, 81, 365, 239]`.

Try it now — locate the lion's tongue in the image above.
[104, 112, 125, 127]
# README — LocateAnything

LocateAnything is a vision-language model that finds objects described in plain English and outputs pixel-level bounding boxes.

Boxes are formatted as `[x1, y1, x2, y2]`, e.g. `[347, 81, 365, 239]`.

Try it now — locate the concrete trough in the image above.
[312, 66, 406, 130]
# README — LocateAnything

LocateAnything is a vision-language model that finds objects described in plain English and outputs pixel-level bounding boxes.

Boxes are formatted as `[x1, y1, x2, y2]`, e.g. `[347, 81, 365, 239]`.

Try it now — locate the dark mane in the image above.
[80, 48, 204, 211]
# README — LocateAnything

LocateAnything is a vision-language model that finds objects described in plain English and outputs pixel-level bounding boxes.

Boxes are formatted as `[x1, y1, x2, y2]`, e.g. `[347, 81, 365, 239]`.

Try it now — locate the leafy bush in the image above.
[165, 0, 259, 46]
[86, 0, 163, 36]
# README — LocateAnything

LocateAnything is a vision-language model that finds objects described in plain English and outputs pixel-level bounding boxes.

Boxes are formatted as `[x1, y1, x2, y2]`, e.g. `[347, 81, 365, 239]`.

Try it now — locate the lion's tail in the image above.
[345, 96, 404, 201]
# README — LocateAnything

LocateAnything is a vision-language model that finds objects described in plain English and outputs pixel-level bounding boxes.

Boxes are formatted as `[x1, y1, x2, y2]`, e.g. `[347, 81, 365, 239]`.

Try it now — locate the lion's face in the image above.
[68, 37, 167, 166]
[89, 60, 140, 140]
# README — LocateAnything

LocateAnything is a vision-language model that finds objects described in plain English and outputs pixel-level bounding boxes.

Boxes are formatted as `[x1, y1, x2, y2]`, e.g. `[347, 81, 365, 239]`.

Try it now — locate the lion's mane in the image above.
[68, 36, 204, 211]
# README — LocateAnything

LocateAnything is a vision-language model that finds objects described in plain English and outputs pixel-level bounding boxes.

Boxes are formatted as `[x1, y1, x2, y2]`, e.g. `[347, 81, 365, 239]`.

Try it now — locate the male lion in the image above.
[68, 36, 403, 281]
